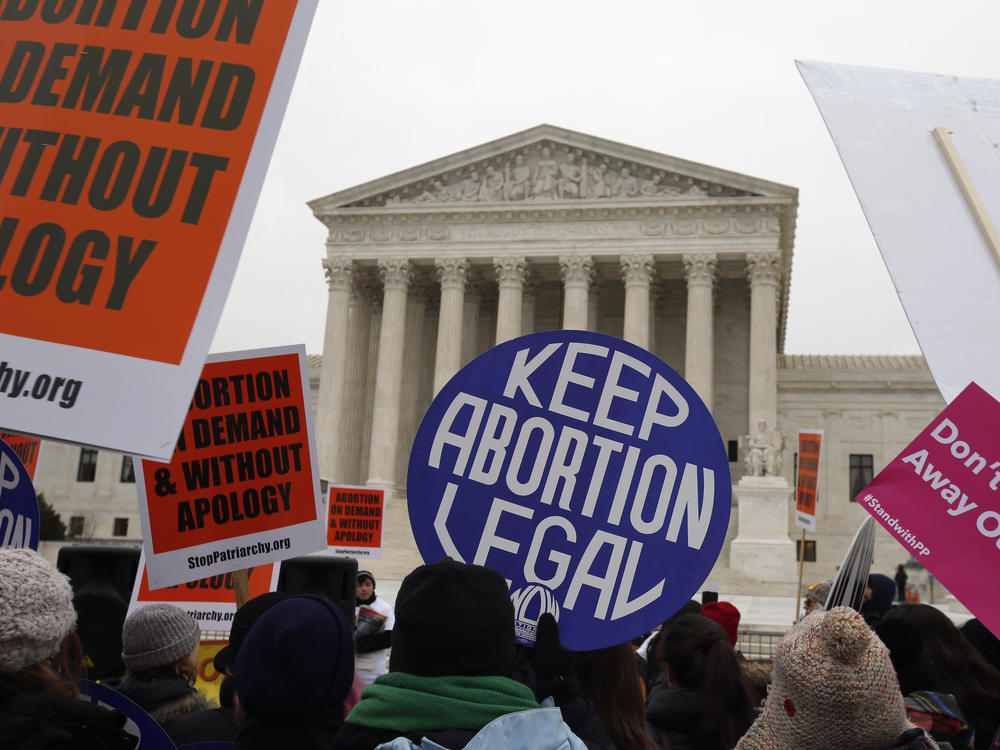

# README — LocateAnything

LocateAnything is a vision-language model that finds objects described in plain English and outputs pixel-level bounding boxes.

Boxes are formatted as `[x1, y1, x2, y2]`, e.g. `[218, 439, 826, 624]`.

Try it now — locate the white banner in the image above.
[798, 60, 1000, 403]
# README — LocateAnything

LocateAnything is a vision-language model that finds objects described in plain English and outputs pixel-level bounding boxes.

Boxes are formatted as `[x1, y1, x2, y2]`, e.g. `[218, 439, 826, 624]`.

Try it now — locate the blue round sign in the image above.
[407, 330, 731, 650]
[0, 437, 39, 550]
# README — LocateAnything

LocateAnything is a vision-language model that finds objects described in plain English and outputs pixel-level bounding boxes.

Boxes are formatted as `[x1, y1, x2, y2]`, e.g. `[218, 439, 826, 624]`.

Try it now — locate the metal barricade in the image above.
[735, 629, 787, 661]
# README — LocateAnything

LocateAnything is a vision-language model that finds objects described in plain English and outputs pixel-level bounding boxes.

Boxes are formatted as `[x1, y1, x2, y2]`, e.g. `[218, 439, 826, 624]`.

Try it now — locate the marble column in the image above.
[621, 253, 655, 348]
[560, 255, 593, 331]
[494, 255, 528, 344]
[396, 274, 431, 487]
[341, 271, 377, 484]
[433, 257, 467, 393]
[588, 269, 602, 333]
[366, 259, 411, 491]
[746, 252, 781, 433]
[462, 273, 484, 363]
[359, 300, 381, 484]
[521, 273, 538, 336]
[683, 253, 717, 412]
[316, 257, 353, 482]
[648, 280, 660, 356]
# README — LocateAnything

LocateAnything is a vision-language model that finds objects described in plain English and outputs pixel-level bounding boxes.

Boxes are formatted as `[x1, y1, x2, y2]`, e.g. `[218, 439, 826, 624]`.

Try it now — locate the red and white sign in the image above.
[795, 429, 823, 531]
[326, 485, 385, 559]
[858, 383, 1000, 637]
[135, 346, 325, 588]
[128, 550, 278, 631]
[0, 1, 317, 459]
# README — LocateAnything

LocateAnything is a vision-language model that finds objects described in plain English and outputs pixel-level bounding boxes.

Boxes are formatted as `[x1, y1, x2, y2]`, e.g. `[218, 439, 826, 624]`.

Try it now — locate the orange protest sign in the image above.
[136, 563, 274, 605]
[327, 485, 385, 558]
[127, 548, 279, 631]
[795, 430, 823, 531]
[0, 2, 298, 362]
[0, 432, 41, 480]
[0, 2, 317, 460]
[135, 346, 326, 589]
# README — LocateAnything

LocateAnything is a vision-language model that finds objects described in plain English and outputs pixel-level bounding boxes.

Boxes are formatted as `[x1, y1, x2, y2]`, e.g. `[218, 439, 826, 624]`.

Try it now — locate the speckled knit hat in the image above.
[0, 548, 77, 672]
[122, 604, 200, 672]
[737, 606, 932, 750]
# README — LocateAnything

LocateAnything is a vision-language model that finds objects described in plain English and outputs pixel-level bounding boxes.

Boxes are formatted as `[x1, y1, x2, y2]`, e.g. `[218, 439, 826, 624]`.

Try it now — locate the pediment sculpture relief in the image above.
[366, 144, 750, 207]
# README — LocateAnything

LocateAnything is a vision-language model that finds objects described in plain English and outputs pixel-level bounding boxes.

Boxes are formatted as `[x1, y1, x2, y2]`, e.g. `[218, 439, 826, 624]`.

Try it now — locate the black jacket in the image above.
[0, 678, 137, 750]
[166, 705, 239, 745]
[235, 709, 343, 750]
[645, 686, 702, 750]
[112, 678, 214, 729]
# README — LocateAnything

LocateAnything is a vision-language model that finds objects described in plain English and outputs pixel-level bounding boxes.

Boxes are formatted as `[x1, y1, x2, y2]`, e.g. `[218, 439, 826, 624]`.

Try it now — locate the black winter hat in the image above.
[236, 595, 355, 720]
[390, 557, 516, 677]
[214, 591, 292, 675]
[357, 570, 376, 587]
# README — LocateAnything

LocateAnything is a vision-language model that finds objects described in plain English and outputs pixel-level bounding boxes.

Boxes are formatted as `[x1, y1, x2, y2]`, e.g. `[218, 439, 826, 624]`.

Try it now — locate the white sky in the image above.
[210, 0, 1000, 358]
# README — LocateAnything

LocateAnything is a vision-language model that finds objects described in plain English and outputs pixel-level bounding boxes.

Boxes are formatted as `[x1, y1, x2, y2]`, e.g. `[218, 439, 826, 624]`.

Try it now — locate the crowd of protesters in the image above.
[1, 546, 999, 750]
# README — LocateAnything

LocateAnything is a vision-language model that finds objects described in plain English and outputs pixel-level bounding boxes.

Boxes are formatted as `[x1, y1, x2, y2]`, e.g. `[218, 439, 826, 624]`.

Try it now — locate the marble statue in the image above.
[459, 171, 481, 202]
[744, 419, 784, 476]
[479, 166, 505, 201]
[556, 153, 582, 199]
[505, 155, 531, 201]
[532, 147, 558, 199]
[382, 147, 734, 206]
[613, 168, 639, 198]
[586, 162, 611, 199]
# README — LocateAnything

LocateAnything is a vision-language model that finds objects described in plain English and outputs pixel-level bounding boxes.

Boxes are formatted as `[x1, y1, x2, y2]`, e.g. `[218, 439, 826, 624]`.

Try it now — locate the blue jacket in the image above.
[372, 704, 588, 750]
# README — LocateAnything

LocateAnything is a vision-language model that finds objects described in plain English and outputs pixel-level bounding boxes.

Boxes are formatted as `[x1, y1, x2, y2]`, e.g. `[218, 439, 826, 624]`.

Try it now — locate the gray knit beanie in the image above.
[0, 548, 77, 673]
[122, 604, 200, 672]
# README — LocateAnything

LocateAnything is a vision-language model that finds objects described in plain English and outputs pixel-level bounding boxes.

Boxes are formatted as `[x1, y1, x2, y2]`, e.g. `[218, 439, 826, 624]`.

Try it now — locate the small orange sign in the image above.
[327, 485, 384, 558]
[795, 430, 823, 531]
[0, 432, 41, 480]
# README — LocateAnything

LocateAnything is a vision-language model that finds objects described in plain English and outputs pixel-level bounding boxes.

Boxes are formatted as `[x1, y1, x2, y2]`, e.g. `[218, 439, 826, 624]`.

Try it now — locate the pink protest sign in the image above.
[858, 382, 1000, 637]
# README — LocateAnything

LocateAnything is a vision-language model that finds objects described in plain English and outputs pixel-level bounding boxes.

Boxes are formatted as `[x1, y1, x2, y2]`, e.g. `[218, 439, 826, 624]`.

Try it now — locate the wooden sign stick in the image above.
[233, 569, 250, 609]
[932, 127, 1000, 271]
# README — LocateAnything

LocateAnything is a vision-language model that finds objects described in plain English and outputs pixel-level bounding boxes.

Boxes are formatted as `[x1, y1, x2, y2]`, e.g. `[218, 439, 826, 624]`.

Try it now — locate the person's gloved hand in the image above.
[530, 613, 579, 699]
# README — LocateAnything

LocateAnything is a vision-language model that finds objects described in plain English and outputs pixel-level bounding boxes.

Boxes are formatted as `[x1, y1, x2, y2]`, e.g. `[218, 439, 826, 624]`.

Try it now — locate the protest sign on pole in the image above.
[135, 346, 326, 589]
[0, 1, 317, 459]
[798, 61, 1000, 404]
[0, 432, 42, 480]
[327, 485, 385, 559]
[407, 330, 732, 650]
[795, 429, 823, 532]
[128, 549, 278, 631]
[857, 382, 1000, 637]
[0, 435, 38, 550]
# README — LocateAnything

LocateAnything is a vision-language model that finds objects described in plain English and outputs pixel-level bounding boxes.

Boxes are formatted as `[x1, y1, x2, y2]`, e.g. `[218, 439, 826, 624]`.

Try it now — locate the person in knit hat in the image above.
[700, 601, 740, 647]
[167, 591, 292, 745]
[355, 569, 394, 687]
[801, 580, 832, 619]
[114, 604, 213, 731]
[233, 594, 356, 748]
[736, 606, 939, 750]
[0, 548, 136, 749]
[333, 557, 609, 750]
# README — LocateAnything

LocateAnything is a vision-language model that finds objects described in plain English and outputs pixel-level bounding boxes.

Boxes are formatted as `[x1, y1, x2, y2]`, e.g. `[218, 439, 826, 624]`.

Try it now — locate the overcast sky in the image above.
[209, 0, 1000, 358]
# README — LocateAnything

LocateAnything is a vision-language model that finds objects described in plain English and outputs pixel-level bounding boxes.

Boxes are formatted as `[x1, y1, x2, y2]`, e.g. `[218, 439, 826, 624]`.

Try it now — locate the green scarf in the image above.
[346, 673, 539, 732]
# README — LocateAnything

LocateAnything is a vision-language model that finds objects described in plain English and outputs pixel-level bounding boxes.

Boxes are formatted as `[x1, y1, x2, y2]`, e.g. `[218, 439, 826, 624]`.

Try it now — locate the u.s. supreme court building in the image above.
[35, 126, 946, 600]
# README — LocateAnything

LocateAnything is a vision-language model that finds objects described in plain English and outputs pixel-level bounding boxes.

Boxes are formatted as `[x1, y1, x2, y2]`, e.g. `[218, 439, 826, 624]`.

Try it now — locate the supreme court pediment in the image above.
[308, 125, 797, 214]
